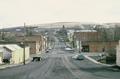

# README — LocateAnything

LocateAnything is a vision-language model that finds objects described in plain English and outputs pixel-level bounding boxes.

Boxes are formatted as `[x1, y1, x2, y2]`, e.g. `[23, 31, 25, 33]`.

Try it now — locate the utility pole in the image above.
[79, 37, 80, 53]
[23, 23, 26, 65]
[72, 35, 74, 48]
[79, 36, 81, 53]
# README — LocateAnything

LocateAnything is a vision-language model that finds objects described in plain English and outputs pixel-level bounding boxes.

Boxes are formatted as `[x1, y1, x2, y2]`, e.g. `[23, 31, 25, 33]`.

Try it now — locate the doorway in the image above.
[82, 45, 89, 52]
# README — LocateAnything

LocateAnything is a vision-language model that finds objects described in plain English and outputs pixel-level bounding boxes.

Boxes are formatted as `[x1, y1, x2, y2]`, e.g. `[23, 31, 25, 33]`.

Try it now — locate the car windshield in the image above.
[0, 0, 120, 79]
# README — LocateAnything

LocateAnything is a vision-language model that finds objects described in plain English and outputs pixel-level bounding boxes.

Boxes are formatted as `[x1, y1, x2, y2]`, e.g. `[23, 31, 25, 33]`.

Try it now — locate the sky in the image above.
[0, 0, 120, 28]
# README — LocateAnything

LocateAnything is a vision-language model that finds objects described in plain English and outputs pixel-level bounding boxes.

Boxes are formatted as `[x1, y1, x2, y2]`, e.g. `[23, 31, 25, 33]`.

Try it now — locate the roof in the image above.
[0, 44, 22, 51]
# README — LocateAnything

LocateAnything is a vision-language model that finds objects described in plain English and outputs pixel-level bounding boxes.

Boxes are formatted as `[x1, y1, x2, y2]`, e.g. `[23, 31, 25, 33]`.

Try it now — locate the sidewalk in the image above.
[0, 58, 32, 70]
[0, 49, 46, 70]
[0, 64, 22, 69]
[84, 55, 115, 67]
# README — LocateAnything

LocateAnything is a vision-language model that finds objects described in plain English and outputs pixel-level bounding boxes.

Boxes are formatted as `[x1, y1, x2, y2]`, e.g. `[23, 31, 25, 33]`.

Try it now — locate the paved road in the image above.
[0, 40, 120, 79]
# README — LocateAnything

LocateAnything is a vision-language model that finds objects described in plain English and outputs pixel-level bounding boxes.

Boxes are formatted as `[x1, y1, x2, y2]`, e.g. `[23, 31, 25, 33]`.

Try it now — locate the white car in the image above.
[72, 54, 79, 59]
[48, 48, 52, 50]
[72, 54, 84, 60]
[65, 47, 74, 51]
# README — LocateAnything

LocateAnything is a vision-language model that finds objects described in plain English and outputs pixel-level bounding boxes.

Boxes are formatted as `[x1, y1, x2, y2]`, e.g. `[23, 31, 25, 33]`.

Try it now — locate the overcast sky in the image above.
[0, 0, 120, 27]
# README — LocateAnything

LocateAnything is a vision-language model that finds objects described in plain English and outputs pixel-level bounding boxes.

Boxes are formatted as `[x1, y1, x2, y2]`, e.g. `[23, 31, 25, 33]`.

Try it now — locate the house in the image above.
[0, 44, 30, 64]
[15, 35, 47, 54]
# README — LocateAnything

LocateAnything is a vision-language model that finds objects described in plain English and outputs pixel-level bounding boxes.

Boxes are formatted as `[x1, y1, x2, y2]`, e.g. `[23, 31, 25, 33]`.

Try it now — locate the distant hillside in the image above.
[1, 22, 120, 32]
[35, 22, 97, 29]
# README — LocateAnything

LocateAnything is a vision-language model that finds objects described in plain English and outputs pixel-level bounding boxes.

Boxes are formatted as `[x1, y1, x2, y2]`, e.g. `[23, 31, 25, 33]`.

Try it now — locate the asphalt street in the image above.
[0, 40, 120, 79]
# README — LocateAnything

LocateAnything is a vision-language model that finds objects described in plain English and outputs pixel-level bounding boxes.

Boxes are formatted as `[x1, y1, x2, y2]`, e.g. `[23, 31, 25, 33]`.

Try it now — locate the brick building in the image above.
[73, 30, 118, 52]
[15, 35, 47, 54]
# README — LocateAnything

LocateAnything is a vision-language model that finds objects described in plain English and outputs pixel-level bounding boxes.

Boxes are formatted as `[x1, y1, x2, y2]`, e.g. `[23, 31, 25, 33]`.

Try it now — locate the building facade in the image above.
[15, 35, 47, 54]
[73, 30, 118, 53]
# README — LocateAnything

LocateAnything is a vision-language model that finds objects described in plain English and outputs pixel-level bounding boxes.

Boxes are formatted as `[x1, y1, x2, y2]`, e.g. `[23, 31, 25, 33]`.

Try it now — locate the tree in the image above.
[58, 25, 67, 37]
[114, 26, 120, 41]
[26, 27, 33, 36]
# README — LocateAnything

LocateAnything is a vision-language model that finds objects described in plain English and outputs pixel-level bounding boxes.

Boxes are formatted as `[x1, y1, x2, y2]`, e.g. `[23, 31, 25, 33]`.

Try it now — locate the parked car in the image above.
[72, 54, 79, 59]
[65, 47, 74, 51]
[32, 57, 42, 62]
[48, 48, 52, 50]
[3, 59, 10, 63]
[72, 54, 84, 60]
[45, 50, 49, 53]
[65, 47, 74, 53]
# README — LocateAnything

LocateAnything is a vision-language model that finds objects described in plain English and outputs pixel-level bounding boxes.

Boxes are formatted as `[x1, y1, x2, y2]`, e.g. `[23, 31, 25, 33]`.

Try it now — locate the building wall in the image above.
[117, 41, 120, 66]
[0, 52, 3, 64]
[11, 47, 30, 64]
[74, 31, 118, 53]
[15, 35, 47, 54]
[2, 47, 12, 60]
[43, 37, 47, 51]
[11, 48, 23, 64]
[82, 41, 118, 52]
[36, 41, 41, 53]
[74, 32, 101, 41]
[25, 47, 30, 60]
[27, 42, 37, 54]
[43, 37, 47, 50]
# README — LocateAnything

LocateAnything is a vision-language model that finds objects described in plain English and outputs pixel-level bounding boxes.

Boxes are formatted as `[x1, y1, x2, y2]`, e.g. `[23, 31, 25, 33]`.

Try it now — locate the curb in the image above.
[84, 55, 115, 67]
[0, 64, 22, 69]
[0, 59, 31, 70]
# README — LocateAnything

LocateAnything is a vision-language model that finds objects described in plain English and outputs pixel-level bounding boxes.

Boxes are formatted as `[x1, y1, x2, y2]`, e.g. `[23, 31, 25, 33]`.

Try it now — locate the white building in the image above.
[116, 40, 120, 66]
[0, 44, 30, 64]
